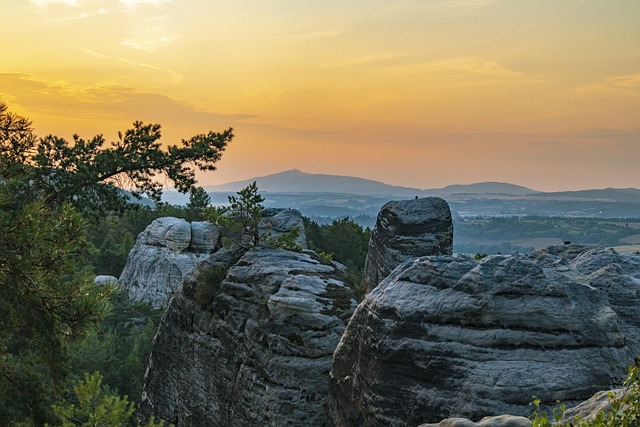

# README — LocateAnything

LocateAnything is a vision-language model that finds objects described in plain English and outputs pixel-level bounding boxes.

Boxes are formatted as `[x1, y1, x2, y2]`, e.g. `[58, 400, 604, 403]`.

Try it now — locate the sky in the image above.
[1, 0, 639, 192]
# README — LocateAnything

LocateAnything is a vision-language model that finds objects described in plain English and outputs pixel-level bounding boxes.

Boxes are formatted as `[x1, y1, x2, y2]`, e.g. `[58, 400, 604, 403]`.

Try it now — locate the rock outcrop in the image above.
[329, 246, 640, 426]
[259, 208, 308, 249]
[94, 275, 119, 287]
[363, 197, 453, 290]
[119, 217, 221, 309]
[419, 415, 531, 427]
[138, 244, 356, 426]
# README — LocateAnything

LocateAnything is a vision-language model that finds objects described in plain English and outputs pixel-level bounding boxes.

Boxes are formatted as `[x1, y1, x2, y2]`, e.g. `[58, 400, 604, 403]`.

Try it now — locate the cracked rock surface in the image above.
[363, 197, 453, 290]
[329, 246, 640, 426]
[138, 245, 356, 427]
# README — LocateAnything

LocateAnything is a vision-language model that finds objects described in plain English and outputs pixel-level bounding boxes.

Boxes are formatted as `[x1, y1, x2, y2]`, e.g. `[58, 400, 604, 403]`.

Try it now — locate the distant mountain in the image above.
[160, 170, 640, 219]
[204, 169, 541, 197]
[204, 169, 422, 196]
[428, 182, 538, 197]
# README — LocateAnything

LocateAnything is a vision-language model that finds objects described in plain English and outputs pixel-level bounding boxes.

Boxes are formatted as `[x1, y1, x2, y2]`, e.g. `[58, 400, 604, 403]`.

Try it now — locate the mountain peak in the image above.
[205, 169, 422, 196]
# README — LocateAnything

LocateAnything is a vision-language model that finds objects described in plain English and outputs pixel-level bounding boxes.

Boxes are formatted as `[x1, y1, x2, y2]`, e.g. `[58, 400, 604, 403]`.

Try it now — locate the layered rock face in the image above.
[329, 246, 640, 426]
[138, 244, 356, 426]
[119, 217, 221, 309]
[363, 197, 453, 290]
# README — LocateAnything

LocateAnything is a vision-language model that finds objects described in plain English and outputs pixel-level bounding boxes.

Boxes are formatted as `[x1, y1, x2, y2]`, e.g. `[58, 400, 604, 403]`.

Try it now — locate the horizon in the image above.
[1, 1, 639, 192]
[178, 168, 640, 194]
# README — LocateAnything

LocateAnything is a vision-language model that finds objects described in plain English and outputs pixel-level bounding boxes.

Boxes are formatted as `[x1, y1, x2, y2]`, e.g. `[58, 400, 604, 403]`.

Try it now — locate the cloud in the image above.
[29, 0, 108, 20]
[121, 34, 183, 50]
[576, 72, 640, 95]
[116, 0, 182, 50]
[425, 56, 521, 77]
[82, 49, 183, 84]
[119, 0, 171, 5]
[0, 72, 252, 130]
[332, 54, 521, 77]
[31, 0, 80, 6]
[264, 30, 344, 42]
[607, 73, 640, 88]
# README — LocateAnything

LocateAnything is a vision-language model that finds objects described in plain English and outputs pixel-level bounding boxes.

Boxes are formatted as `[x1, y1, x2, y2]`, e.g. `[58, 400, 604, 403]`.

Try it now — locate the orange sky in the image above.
[1, 0, 639, 191]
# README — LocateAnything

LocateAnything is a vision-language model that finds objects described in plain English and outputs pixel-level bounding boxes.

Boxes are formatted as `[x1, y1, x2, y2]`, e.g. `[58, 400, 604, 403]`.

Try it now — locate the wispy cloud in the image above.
[119, 0, 171, 5]
[31, 0, 80, 6]
[121, 34, 182, 50]
[82, 49, 183, 84]
[116, 0, 182, 50]
[607, 73, 640, 88]
[264, 30, 343, 42]
[0, 72, 252, 128]
[576, 71, 640, 95]
[331, 54, 521, 77]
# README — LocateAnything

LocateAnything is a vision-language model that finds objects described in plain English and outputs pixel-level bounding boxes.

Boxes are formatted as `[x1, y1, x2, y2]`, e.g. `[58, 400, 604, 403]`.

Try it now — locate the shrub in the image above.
[195, 265, 227, 309]
[530, 361, 640, 426]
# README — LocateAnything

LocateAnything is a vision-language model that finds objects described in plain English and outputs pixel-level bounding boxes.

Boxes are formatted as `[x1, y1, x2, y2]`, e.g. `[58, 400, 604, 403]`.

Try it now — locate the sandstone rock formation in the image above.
[94, 275, 119, 286]
[259, 208, 308, 249]
[363, 197, 453, 290]
[119, 217, 221, 309]
[138, 244, 356, 426]
[419, 415, 531, 427]
[329, 246, 640, 426]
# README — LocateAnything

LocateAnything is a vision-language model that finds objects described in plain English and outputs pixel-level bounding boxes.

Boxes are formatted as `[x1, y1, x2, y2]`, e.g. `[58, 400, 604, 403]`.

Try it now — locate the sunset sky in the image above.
[1, 0, 639, 191]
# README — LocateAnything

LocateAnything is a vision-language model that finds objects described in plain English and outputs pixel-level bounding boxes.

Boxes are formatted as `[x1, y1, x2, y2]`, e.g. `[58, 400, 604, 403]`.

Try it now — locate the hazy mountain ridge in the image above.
[203, 169, 422, 196]
[161, 170, 640, 220]
[203, 169, 639, 201]
[204, 169, 539, 197]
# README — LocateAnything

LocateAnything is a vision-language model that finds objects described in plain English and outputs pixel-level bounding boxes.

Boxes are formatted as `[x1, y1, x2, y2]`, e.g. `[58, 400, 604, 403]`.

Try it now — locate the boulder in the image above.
[138, 245, 356, 427]
[329, 247, 640, 426]
[189, 221, 220, 253]
[94, 275, 119, 286]
[363, 197, 453, 290]
[419, 415, 531, 427]
[138, 217, 192, 253]
[259, 208, 308, 249]
[559, 388, 623, 424]
[119, 217, 221, 309]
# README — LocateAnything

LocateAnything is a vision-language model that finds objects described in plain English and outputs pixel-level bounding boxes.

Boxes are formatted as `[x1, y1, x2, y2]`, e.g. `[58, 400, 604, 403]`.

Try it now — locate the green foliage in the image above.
[530, 397, 566, 427]
[68, 291, 162, 408]
[474, 252, 489, 261]
[317, 251, 334, 264]
[303, 217, 371, 300]
[1, 99, 232, 216]
[0, 184, 113, 425]
[195, 265, 228, 309]
[205, 182, 265, 246]
[304, 217, 370, 270]
[264, 227, 302, 252]
[0, 100, 229, 425]
[48, 372, 168, 427]
[530, 362, 640, 426]
[185, 187, 211, 220]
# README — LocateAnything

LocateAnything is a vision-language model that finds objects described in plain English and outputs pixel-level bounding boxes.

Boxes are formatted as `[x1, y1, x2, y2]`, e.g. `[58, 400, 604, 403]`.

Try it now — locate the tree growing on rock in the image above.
[206, 181, 265, 246]
[0, 99, 232, 425]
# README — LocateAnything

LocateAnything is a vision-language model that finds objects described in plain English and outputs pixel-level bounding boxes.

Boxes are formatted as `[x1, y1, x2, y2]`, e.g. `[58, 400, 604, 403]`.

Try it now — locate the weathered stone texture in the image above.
[138, 246, 356, 427]
[329, 246, 640, 426]
[119, 217, 221, 309]
[363, 197, 453, 290]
